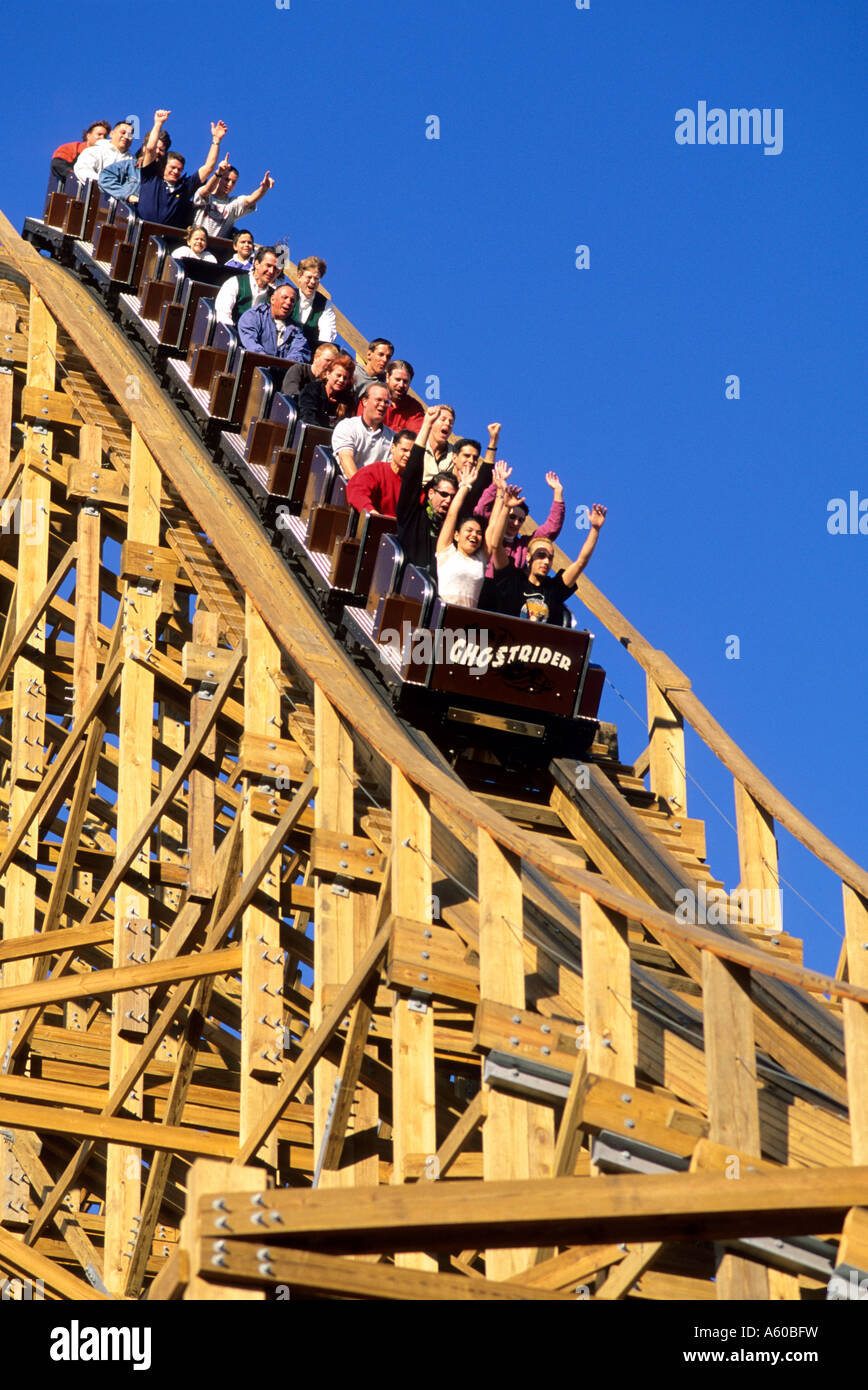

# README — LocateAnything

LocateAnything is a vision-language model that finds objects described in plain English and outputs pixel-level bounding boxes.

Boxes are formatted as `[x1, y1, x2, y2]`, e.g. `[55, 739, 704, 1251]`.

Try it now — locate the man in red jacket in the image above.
[345, 430, 416, 516]
[51, 120, 110, 178]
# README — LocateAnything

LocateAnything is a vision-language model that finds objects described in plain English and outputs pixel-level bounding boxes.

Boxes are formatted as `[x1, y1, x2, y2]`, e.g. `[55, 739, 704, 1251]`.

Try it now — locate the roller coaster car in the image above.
[22, 183, 606, 761]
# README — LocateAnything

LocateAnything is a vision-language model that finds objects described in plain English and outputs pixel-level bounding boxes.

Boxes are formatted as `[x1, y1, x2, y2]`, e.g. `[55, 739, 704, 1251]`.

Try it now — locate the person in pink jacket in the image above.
[474, 469, 565, 577]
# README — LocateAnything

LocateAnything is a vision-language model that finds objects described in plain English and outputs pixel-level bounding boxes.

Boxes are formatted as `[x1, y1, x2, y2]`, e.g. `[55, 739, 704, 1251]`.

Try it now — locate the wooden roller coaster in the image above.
[0, 206, 867, 1305]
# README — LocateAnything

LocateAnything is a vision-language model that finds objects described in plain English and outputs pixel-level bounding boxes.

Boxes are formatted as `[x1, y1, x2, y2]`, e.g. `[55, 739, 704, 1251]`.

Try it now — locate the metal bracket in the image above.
[591, 1131, 690, 1175]
[483, 1050, 572, 1104]
[407, 992, 430, 1015]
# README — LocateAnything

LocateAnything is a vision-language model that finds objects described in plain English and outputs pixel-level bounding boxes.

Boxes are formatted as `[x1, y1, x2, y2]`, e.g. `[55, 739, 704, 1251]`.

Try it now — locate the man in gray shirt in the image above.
[332, 383, 394, 477]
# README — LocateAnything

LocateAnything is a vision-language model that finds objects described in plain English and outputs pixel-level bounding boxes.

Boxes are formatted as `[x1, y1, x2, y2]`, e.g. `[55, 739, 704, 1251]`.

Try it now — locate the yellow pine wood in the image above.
[646, 676, 687, 813]
[843, 886, 868, 1163]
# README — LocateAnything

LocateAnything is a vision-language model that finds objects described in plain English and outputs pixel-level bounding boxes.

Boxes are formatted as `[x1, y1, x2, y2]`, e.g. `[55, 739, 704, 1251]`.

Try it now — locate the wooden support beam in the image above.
[390, 768, 436, 1271]
[182, 1160, 265, 1300]
[647, 676, 687, 813]
[240, 599, 282, 1168]
[580, 893, 634, 1085]
[25, 779, 314, 1247]
[198, 1165, 868, 1252]
[313, 684, 357, 1186]
[734, 779, 782, 935]
[195, 1239, 573, 1300]
[842, 886, 868, 1164]
[187, 606, 218, 899]
[0, 1226, 107, 1303]
[702, 952, 768, 1299]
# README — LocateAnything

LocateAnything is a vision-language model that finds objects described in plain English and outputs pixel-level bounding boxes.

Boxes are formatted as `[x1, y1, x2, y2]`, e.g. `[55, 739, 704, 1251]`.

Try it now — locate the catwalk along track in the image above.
[0, 202, 867, 1304]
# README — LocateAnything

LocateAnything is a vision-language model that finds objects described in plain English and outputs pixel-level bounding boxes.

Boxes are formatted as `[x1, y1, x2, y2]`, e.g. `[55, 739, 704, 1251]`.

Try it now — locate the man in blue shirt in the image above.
[237, 285, 311, 361]
[136, 108, 227, 226]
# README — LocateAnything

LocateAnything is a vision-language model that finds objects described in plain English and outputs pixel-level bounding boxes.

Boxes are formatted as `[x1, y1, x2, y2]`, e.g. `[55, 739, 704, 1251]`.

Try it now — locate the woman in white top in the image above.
[171, 226, 217, 265]
[436, 459, 517, 607]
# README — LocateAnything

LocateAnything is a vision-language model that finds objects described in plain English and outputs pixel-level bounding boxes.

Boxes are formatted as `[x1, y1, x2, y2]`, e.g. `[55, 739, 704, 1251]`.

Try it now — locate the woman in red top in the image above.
[51, 120, 111, 179]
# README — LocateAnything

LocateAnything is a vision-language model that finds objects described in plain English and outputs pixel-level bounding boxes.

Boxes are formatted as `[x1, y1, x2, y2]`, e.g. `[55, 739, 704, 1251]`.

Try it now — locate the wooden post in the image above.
[105, 427, 158, 1294]
[842, 886, 868, 1164]
[187, 606, 219, 900]
[182, 1160, 264, 1301]
[478, 830, 530, 1279]
[69, 425, 102, 1031]
[646, 676, 687, 814]
[701, 952, 768, 1299]
[734, 781, 782, 935]
[312, 685, 359, 1188]
[391, 769, 436, 1271]
[580, 893, 634, 1085]
[240, 598, 283, 1169]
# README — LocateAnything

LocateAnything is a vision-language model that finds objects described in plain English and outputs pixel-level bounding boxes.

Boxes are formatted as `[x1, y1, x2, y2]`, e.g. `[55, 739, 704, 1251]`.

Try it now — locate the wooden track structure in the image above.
[0, 208, 867, 1303]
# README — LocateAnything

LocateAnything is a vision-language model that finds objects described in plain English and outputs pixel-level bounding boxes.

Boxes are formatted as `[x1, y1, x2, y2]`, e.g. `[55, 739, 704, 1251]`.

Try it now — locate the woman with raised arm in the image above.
[436, 460, 518, 608]
[490, 503, 608, 625]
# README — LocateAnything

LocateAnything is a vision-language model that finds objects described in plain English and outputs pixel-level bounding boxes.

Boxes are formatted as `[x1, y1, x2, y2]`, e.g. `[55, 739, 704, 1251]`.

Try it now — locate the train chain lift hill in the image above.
[0, 182, 864, 1303]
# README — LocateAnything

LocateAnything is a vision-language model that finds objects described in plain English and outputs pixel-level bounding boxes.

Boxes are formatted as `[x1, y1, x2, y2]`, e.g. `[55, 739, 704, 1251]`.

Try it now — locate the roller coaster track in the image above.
[0, 208, 866, 1303]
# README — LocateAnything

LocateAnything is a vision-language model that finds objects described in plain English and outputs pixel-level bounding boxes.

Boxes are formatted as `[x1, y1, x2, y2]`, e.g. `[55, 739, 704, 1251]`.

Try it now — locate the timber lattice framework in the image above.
[0, 209, 867, 1303]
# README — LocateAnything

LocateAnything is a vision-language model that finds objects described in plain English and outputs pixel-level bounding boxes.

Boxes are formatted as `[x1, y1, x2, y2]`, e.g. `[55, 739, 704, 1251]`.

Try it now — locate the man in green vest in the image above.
[291, 255, 337, 351]
[214, 246, 280, 327]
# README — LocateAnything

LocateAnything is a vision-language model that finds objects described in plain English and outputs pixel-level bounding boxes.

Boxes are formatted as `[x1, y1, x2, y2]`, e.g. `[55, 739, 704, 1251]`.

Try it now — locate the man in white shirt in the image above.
[422, 403, 455, 483]
[291, 256, 337, 350]
[332, 384, 394, 478]
[214, 247, 281, 326]
[73, 120, 135, 182]
[194, 160, 275, 237]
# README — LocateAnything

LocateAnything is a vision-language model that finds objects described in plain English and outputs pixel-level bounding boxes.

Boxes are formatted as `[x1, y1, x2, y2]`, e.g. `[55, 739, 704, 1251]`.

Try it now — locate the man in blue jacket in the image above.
[237, 284, 310, 361]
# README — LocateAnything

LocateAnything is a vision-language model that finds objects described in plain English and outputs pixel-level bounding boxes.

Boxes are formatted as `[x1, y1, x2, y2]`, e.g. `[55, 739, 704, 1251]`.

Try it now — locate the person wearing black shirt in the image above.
[490, 505, 607, 625]
[396, 406, 492, 577]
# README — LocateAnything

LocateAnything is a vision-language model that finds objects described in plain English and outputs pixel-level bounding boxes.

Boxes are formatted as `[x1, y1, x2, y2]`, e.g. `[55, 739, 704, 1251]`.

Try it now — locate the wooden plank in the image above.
[842, 886, 868, 1164]
[390, 769, 437, 1271]
[183, 1160, 264, 1301]
[0, 1099, 239, 1159]
[0, 1226, 107, 1302]
[646, 676, 686, 813]
[0, 945, 243, 1013]
[478, 829, 532, 1278]
[702, 952, 768, 1300]
[313, 685, 357, 1187]
[595, 1241, 663, 1300]
[187, 607, 219, 899]
[106, 426, 159, 1293]
[197, 1240, 573, 1300]
[580, 893, 634, 1084]
[240, 599, 282, 1168]
[198, 1165, 868, 1251]
[734, 780, 783, 935]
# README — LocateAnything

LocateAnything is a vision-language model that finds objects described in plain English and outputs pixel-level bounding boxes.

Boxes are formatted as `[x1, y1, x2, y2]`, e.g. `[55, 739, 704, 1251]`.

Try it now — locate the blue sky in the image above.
[2, 0, 864, 974]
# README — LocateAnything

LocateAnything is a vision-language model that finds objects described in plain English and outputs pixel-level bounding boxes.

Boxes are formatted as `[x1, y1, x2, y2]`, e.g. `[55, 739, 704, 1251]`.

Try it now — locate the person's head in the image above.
[231, 229, 254, 263]
[311, 342, 340, 378]
[505, 496, 529, 539]
[296, 255, 327, 298]
[526, 536, 555, 579]
[110, 121, 134, 153]
[361, 382, 389, 428]
[426, 470, 458, 520]
[455, 515, 483, 556]
[431, 404, 455, 444]
[84, 120, 111, 146]
[386, 359, 414, 402]
[270, 284, 297, 320]
[365, 338, 394, 378]
[323, 353, 353, 396]
[390, 429, 416, 472]
[452, 438, 481, 473]
[252, 246, 280, 289]
[185, 226, 209, 255]
[164, 152, 186, 185]
[215, 163, 239, 194]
